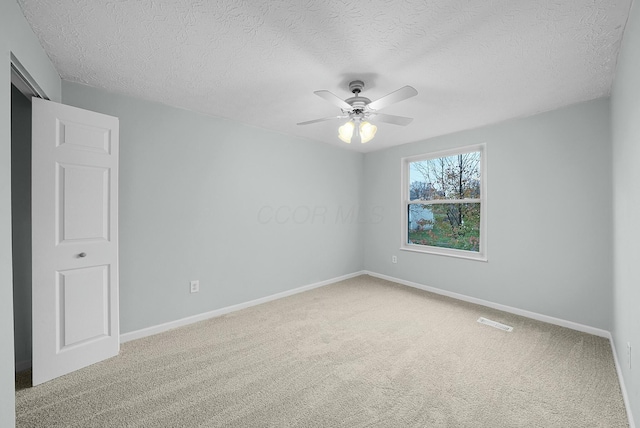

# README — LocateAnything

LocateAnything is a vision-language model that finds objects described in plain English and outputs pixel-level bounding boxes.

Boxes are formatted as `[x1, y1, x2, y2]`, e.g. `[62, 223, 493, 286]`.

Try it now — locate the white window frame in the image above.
[400, 143, 487, 261]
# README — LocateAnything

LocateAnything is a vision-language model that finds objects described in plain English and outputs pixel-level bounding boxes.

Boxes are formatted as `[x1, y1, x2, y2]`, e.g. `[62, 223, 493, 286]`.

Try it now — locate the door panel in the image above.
[57, 120, 112, 154]
[58, 163, 110, 242]
[58, 265, 110, 349]
[32, 98, 119, 385]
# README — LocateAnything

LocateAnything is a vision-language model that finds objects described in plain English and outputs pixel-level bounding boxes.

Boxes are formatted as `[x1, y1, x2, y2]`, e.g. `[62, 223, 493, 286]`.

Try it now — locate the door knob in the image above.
[78, 252, 87, 258]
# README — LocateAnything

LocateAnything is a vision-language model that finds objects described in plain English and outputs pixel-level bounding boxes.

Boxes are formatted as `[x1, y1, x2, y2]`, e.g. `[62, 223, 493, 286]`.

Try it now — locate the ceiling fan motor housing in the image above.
[345, 80, 371, 115]
[344, 98, 370, 112]
[349, 80, 365, 94]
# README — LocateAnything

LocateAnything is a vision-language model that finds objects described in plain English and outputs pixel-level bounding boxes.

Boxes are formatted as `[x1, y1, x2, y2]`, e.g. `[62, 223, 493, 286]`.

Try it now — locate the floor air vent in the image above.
[477, 317, 513, 332]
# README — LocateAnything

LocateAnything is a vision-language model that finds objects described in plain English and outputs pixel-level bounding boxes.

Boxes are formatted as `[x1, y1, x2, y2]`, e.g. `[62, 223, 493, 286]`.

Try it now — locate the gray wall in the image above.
[1, 0, 61, 425]
[611, 0, 640, 422]
[363, 98, 612, 330]
[62, 81, 364, 334]
[11, 84, 32, 370]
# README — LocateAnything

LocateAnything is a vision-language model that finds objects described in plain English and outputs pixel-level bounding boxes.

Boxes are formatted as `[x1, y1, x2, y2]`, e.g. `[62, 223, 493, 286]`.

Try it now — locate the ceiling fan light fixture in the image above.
[360, 121, 377, 143]
[338, 120, 355, 143]
[338, 119, 377, 144]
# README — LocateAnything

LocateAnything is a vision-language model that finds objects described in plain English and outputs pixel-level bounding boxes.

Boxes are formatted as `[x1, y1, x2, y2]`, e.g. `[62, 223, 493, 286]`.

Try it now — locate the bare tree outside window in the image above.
[407, 151, 481, 252]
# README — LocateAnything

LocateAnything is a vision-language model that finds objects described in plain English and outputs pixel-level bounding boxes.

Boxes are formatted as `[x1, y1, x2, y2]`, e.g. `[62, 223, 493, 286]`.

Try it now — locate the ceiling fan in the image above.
[297, 80, 418, 144]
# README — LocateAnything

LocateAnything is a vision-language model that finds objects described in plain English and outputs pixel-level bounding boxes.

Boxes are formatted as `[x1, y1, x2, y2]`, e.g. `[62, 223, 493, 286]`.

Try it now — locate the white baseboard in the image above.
[363, 271, 609, 337]
[609, 335, 636, 428]
[15, 359, 31, 373]
[120, 271, 366, 343]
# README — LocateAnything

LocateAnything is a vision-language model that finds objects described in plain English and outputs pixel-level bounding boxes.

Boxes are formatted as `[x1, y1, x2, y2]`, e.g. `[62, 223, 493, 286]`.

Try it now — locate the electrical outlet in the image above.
[190, 280, 200, 294]
[628, 342, 632, 369]
[392, 255, 397, 264]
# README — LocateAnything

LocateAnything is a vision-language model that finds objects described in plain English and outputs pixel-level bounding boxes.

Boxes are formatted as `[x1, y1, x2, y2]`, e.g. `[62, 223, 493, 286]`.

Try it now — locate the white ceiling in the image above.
[18, 0, 631, 153]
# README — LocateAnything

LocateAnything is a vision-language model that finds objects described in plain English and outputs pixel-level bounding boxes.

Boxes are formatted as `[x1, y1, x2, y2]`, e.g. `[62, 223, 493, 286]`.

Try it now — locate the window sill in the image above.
[400, 245, 488, 262]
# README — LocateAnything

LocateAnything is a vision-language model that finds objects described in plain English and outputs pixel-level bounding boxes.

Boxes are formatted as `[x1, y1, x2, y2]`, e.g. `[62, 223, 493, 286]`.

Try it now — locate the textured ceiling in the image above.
[18, 0, 631, 152]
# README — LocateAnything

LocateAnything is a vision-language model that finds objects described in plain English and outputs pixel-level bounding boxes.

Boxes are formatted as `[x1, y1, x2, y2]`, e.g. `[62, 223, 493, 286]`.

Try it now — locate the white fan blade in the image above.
[372, 113, 414, 126]
[314, 90, 352, 110]
[297, 115, 346, 125]
[367, 86, 418, 111]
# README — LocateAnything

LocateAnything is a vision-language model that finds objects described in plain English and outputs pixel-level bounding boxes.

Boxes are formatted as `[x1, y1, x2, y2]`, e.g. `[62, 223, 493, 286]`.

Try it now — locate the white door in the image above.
[32, 98, 119, 386]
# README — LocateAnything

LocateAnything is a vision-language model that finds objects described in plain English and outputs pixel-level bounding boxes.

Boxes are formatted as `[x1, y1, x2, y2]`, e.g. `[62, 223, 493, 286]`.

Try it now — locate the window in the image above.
[401, 144, 486, 261]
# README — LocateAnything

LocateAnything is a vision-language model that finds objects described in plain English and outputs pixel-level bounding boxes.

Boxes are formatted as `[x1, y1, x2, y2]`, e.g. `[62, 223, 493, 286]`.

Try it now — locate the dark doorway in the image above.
[11, 83, 32, 373]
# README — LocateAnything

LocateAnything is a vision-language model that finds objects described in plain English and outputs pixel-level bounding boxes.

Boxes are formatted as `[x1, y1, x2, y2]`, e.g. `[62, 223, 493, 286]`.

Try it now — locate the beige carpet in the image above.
[15, 275, 628, 427]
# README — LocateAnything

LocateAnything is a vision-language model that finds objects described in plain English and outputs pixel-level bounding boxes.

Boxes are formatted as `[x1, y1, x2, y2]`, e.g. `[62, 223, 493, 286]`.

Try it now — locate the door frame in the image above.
[9, 54, 50, 376]
[5, 46, 56, 427]
[11, 54, 48, 101]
